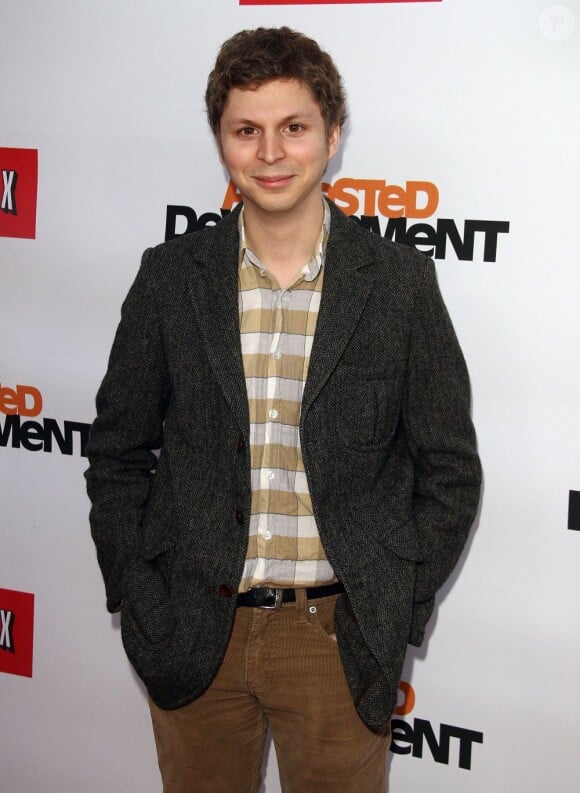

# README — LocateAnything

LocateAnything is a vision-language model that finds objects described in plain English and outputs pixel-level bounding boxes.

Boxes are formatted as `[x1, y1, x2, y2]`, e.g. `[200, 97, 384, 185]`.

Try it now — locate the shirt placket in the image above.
[257, 285, 289, 553]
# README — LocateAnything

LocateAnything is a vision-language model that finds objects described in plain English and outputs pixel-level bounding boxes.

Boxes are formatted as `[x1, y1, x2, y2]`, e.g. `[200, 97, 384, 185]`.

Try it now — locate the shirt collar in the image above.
[238, 199, 330, 282]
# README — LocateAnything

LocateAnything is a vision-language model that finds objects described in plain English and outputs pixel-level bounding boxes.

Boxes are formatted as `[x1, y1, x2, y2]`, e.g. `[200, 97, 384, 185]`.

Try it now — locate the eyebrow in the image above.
[226, 112, 316, 128]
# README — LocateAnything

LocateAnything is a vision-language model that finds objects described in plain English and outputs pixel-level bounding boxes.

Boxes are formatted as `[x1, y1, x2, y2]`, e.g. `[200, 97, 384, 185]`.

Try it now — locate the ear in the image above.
[216, 133, 225, 164]
[327, 125, 340, 159]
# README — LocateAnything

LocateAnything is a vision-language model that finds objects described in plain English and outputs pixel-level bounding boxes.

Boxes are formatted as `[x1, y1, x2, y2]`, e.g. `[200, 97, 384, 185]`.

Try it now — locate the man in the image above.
[85, 27, 481, 793]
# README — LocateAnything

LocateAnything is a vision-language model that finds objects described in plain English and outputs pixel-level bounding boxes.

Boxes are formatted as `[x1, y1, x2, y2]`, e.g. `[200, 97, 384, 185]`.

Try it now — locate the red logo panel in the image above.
[0, 147, 38, 239]
[240, 1, 440, 5]
[0, 588, 35, 678]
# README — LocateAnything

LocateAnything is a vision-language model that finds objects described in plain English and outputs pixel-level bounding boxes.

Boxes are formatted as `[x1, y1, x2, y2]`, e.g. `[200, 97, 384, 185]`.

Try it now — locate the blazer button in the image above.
[218, 584, 234, 598]
[236, 437, 245, 452]
[235, 510, 244, 525]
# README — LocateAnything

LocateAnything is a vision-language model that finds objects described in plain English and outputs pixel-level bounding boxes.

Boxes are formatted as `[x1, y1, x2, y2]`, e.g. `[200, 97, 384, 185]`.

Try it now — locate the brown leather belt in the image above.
[236, 581, 344, 609]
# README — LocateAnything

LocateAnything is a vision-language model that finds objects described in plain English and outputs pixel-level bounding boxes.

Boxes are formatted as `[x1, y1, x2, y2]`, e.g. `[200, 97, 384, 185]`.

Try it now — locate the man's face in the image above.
[218, 78, 339, 222]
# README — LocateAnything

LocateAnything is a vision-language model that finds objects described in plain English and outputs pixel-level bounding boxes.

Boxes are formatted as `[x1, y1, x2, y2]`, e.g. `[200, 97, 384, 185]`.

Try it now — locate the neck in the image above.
[243, 198, 324, 286]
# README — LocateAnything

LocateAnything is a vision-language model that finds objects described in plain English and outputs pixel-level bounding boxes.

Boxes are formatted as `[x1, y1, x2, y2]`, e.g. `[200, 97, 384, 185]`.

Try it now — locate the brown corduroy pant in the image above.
[148, 590, 391, 793]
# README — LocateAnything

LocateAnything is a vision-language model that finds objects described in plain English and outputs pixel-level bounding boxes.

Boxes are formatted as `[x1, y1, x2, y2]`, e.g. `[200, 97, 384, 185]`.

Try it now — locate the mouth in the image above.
[253, 175, 294, 188]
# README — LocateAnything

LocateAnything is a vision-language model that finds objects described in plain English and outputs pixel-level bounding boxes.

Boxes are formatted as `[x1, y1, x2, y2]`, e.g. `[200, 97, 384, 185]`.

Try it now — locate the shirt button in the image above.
[281, 294, 290, 306]
[266, 470, 275, 480]
[272, 350, 281, 360]
[263, 530, 272, 541]
[236, 437, 245, 452]
[269, 408, 278, 419]
[235, 510, 244, 525]
[218, 584, 234, 597]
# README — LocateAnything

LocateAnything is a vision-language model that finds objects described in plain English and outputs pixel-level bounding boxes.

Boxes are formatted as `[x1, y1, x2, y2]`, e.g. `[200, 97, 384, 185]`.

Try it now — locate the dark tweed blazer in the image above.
[85, 200, 481, 729]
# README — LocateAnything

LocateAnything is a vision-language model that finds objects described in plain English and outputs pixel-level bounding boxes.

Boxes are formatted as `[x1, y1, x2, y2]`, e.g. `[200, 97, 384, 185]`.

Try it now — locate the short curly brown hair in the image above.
[205, 27, 347, 137]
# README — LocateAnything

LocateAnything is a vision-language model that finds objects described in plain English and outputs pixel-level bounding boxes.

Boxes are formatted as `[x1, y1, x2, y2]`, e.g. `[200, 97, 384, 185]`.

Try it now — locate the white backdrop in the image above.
[1, 1, 579, 791]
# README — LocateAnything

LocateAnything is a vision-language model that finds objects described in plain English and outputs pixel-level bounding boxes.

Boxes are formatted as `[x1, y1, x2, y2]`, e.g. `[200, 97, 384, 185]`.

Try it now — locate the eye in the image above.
[237, 126, 257, 137]
[286, 123, 304, 134]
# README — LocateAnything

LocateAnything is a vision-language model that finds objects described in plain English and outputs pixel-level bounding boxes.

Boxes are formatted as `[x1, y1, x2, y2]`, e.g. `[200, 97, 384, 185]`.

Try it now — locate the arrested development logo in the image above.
[0, 381, 90, 457]
[165, 178, 510, 263]
[392, 681, 483, 770]
[0, 148, 38, 239]
[569, 490, 580, 531]
[0, 588, 35, 678]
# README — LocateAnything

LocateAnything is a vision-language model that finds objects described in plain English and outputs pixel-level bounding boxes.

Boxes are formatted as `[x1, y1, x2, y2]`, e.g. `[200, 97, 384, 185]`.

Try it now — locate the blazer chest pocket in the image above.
[332, 365, 404, 450]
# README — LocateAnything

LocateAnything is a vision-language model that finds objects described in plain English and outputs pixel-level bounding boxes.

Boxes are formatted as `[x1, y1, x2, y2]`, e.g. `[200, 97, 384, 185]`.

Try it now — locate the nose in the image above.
[257, 130, 284, 164]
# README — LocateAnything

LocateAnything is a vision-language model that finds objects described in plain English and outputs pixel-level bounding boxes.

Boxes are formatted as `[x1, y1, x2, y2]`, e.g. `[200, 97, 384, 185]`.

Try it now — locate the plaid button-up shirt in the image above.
[237, 201, 337, 591]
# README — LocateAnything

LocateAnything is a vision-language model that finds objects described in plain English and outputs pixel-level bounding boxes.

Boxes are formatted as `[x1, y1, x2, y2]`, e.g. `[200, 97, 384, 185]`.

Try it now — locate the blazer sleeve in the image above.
[402, 260, 482, 644]
[84, 248, 171, 612]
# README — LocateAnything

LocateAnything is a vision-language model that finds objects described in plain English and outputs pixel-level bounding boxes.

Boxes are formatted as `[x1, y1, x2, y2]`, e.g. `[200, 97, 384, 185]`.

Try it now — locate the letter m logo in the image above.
[0, 148, 38, 239]
[0, 589, 35, 677]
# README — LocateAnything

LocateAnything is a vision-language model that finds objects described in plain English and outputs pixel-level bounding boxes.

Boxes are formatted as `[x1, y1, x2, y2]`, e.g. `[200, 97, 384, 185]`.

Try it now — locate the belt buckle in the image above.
[260, 587, 283, 609]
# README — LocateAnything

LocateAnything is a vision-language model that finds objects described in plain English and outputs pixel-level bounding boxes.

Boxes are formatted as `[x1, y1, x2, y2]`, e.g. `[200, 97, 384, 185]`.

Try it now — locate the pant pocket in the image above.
[307, 595, 340, 648]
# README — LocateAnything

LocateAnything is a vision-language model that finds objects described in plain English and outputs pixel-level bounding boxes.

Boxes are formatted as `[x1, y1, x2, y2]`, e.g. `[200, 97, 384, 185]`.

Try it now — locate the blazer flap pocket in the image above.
[140, 538, 174, 562]
[382, 519, 423, 562]
[348, 493, 423, 562]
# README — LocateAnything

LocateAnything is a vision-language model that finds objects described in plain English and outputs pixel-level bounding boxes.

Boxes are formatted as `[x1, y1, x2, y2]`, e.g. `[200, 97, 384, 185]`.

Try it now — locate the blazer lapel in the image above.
[185, 208, 250, 441]
[301, 205, 377, 421]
